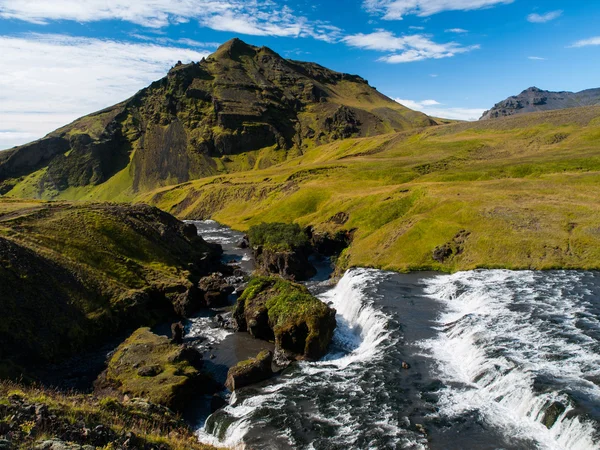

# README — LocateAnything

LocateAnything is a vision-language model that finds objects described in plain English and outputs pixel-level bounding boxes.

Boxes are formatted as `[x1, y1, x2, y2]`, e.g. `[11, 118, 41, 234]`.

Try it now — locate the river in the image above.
[187, 221, 600, 450]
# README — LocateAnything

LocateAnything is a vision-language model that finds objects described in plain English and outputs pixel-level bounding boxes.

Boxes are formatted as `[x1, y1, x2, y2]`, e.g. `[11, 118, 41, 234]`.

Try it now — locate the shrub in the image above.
[247, 222, 309, 251]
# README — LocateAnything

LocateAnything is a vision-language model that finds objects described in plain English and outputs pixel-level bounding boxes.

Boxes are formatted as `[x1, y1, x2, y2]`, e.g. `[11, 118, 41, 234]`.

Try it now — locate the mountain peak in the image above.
[213, 37, 259, 59]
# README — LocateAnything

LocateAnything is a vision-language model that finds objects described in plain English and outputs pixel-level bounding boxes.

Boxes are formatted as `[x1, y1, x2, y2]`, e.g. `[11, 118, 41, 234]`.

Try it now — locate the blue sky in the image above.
[1, 0, 599, 149]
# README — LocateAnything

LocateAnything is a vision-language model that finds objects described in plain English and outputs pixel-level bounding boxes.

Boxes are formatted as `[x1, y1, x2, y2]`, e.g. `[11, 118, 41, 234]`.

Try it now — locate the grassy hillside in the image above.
[0, 200, 220, 372]
[140, 106, 600, 272]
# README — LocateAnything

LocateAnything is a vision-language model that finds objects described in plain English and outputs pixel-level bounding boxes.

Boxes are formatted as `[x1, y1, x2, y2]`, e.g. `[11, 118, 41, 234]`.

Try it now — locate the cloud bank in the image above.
[395, 98, 485, 121]
[344, 30, 479, 63]
[364, 0, 514, 20]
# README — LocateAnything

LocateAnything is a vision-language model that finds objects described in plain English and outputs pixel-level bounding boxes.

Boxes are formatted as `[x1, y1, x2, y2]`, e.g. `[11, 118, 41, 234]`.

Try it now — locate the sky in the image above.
[0, 0, 599, 150]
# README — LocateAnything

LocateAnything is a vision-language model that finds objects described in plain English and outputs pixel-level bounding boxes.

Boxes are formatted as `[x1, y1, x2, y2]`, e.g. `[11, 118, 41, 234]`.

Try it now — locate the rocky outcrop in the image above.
[481, 86, 600, 120]
[98, 328, 216, 412]
[248, 222, 316, 281]
[307, 227, 355, 257]
[225, 350, 273, 391]
[433, 230, 471, 263]
[198, 272, 235, 307]
[253, 246, 316, 281]
[233, 277, 336, 362]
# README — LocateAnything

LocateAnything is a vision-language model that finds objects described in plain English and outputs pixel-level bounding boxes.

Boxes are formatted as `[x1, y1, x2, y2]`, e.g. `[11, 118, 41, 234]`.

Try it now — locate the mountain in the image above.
[480, 86, 600, 120]
[0, 38, 435, 200]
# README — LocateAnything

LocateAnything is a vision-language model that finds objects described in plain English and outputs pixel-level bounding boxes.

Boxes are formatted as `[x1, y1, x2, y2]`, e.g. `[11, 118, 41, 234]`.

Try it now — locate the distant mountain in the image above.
[0, 38, 435, 200]
[480, 86, 600, 120]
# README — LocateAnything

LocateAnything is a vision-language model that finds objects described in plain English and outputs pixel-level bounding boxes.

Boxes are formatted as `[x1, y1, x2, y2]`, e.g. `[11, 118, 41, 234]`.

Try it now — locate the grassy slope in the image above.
[0, 381, 220, 450]
[140, 106, 600, 272]
[0, 200, 215, 368]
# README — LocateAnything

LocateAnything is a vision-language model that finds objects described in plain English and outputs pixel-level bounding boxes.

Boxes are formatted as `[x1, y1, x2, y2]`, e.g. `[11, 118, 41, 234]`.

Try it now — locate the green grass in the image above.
[139, 106, 600, 272]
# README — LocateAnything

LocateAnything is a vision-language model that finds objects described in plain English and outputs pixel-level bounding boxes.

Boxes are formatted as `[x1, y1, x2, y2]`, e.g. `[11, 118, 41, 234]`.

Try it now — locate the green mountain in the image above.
[0, 38, 434, 201]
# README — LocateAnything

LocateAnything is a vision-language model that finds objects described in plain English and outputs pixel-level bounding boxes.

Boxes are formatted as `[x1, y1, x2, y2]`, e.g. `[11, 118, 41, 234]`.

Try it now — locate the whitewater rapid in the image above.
[422, 270, 600, 450]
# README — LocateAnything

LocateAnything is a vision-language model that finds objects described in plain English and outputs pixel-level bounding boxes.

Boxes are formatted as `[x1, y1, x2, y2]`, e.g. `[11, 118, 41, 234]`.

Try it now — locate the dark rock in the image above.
[210, 394, 228, 413]
[198, 273, 234, 307]
[182, 223, 198, 239]
[137, 365, 163, 377]
[225, 350, 274, 391]
[171, 286, 203, 317]
[542, 401, 567, 429]
[310, 229, 354, 257]
[238, 235, 250, 249]
[433, 230, 471, 263]
[254, 247, 316, 281]
[171, 322, 184, 344]
[328, 212, 349, 225]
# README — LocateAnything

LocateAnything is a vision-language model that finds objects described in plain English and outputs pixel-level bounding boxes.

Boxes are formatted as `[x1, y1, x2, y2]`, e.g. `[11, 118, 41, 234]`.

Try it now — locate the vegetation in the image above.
[141, 106, 600, 272]
[236, 277, 336, 360]
[247, 222, 309, 251]
[0, 380, 220, 449]
[104, 328, 212, 412]
[0, 200, 220, 371]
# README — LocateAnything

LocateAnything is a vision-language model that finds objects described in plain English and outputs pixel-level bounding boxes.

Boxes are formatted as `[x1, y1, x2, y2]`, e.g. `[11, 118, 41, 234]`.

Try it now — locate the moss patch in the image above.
[104, 328, 204, 411]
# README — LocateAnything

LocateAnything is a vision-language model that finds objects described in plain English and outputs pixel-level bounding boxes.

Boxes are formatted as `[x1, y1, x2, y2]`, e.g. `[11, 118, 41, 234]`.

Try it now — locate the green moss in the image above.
[105, 328, 200, 411]
[239, 277, 334, 359]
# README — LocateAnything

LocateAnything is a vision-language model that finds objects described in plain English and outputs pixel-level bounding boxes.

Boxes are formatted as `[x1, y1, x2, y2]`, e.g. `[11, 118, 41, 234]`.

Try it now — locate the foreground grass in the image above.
[139, 106, 600, 272]
[0, 381, 219, 450]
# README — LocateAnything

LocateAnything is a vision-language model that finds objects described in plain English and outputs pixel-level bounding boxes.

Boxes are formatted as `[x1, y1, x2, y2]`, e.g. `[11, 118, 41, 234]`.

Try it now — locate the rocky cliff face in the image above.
[480, 86, 600, 120]
[0, 38, 435, 199]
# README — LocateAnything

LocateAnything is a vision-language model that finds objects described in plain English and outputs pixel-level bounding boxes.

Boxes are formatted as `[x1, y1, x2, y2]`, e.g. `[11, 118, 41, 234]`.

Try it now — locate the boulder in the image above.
[225, 350, 273, 391]
[171, 286, 203, 317]
[234, 277, 336, 361]
[171, 322, 184, 344]
[98, 328, 211, 411]
[198, 273, 235, 307]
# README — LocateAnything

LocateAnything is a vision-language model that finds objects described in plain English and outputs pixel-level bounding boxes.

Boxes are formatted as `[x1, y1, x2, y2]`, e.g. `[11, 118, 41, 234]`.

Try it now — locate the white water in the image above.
[422, 270, 600, 450]
[197, 268, 422, 448]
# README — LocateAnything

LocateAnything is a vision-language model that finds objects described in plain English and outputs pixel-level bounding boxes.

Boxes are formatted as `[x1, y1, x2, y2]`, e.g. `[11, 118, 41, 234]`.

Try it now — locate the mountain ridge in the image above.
[480, 86, 600, 120]
[0, 38, 435, 201]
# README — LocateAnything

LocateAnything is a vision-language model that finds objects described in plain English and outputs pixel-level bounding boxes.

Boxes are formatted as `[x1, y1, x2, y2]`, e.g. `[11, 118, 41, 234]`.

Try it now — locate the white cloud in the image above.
[343, 30, 479, 63]
[569, 36, 600, 48]
[409, 26, 425, 30]
[527, 10, 563, 23]
[395, 98, 484, 121]
[0, 0, 342, 42]
[445, 28, 468, 33]
[363, 0, 514, 20]
[528, 56, 545, 60]
[0, 34, 210, 150]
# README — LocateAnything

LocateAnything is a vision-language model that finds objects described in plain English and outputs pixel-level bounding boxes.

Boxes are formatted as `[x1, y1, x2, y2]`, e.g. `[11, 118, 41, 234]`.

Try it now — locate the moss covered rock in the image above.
[234, 277, 336, 361]
[249, 222, 316, 281]
[102, 328, 212, 412]
[225, 350, 273, 392]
